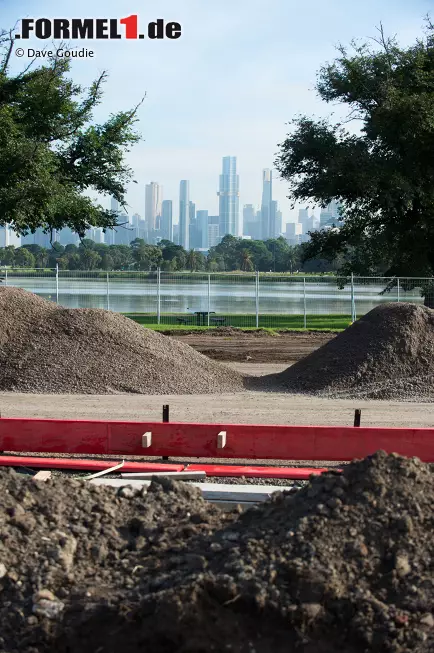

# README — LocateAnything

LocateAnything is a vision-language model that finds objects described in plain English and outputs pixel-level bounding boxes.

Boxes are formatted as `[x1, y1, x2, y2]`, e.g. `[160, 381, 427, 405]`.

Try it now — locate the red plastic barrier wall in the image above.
[0, 417, 433, 462]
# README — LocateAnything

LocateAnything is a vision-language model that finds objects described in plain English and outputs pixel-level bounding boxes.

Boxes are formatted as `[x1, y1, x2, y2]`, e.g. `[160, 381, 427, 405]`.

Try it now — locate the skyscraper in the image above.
[270, 200, 279, 238]
[243, 204, 261, 240]
[161, 200, 173, 242]
[179, 180, 190, 249]
[0, 225, 21, 248]
[197, 210, 209, 249]
[261, 169, 273, 240]
[189, 201, 199, 248]
[275, 206, 283, 237]
[111, 196, 120, 216]
[145, 182, 162, 235]
[320, 200, 340, 228]
[285, 222, 303, 245]
[298, 207, 310, 235]
[218, 156, 240, 238]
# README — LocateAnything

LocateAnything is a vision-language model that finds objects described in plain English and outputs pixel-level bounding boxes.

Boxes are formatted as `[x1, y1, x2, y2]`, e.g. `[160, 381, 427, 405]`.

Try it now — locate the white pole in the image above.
[351, 273, 355, 322]
[303, 277, 307, 329]
[397, 277, 400, 302]
[106, 272, 110, 311]
[255, 271, 259, 328]
[207, 274, 211, 326]
[56, 264, 59, 304]
[157, 267, 161, 325]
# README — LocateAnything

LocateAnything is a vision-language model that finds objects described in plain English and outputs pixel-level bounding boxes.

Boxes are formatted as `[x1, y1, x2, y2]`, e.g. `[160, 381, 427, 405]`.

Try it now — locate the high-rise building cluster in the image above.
[101, 158, 286, 251]
[284, 199, 341, 246]
[0, 158, 341, 251]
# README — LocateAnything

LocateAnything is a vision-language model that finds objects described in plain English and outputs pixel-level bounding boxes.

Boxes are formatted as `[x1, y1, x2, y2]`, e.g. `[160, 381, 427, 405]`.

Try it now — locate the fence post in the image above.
[350, 273, 355, 322]
[56, 264, 59, 304]
[106, 272, 110, 311]
[397, 277, 400, 302]
[157, 267, 161, 325]
[207, 274, 211, 326]
[303, 277, 307, 329]
[4, 269, 7, 285]
[255, 270, 259, 328]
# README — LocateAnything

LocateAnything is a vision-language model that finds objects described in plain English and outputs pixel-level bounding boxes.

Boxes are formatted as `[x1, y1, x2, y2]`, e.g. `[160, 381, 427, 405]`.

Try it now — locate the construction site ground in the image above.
[168, 328, 336, 363]
[1, 328, 432, 481]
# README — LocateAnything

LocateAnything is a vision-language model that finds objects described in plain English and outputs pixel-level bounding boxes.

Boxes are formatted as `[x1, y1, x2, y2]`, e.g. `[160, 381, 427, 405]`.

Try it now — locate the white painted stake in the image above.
[217, 430, 227, 449]
[142, 431, 152, 448]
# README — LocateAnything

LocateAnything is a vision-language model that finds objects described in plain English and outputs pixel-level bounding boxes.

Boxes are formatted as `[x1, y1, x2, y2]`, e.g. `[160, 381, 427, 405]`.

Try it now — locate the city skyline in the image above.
[0, 151, 339, 250]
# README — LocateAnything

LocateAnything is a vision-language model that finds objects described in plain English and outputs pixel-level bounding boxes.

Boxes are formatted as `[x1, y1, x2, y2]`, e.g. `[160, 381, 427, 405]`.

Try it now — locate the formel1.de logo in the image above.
[15, 17, 182, 40]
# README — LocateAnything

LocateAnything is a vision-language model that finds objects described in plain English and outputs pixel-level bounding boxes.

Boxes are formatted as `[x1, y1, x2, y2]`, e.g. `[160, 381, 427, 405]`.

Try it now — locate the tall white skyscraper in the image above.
[0, 225, 21, 248]
[218, 156, 240, 238]
[261, 169, 273, 240]
[243, 204, 261, 240]
[197, 210, 209, 249]
[111, 197, 120, 215]
[179, 180, 190, 249]
[145, 182, 162, 234]
[161, 200, 173, 242]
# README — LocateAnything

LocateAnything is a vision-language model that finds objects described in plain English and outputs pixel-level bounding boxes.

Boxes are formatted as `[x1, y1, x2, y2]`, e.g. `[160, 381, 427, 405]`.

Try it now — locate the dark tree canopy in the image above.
[275, 20, 434, 280]
[0, 29, 143, 237]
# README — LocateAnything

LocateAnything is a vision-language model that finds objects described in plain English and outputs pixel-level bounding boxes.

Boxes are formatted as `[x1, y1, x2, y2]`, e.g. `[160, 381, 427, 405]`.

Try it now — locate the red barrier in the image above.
[0, 417, 433, 462]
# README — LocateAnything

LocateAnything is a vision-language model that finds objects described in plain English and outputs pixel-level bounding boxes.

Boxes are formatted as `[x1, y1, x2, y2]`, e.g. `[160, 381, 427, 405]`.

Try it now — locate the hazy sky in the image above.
[3, 0, 431, 225]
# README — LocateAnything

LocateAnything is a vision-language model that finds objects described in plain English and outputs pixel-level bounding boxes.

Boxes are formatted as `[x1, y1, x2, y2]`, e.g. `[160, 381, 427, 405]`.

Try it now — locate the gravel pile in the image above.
[0, 287, 245, 394]
[270, 303, 434, 400]
[0, 451, 433, 653]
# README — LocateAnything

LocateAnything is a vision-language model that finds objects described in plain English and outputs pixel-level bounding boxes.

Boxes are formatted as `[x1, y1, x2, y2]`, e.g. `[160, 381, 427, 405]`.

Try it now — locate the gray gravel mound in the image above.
[270, 302, 434, 400]
[0, 287, 245, 394]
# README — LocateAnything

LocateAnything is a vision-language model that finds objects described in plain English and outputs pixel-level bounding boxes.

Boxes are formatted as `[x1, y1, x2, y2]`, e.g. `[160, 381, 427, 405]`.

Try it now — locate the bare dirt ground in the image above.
[1, 386, 432, 428]
[1, 330, 432, 473]
[169, 329, 336, 362]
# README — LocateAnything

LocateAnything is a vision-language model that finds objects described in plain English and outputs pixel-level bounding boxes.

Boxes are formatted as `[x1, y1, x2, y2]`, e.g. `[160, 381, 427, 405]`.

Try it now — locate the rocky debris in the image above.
[270, 303, 434, 400]
[0, 287, 245, 394]
[0, 452, 432, 652]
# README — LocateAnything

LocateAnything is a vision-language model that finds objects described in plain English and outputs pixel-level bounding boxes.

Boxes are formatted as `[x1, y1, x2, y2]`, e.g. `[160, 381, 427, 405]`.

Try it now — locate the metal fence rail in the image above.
[1, 267, 431, 329]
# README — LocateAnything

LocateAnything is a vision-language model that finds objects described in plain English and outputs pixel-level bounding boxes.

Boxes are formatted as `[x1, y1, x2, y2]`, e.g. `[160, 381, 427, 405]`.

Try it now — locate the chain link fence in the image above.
[1, 267, 430, 329]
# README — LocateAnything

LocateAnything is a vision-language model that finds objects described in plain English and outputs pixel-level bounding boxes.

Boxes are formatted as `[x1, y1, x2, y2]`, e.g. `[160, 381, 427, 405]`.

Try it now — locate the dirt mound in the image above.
[271, 303, 434, 400]
[1, 452, 433, 653]
[0, 287, 244, 394]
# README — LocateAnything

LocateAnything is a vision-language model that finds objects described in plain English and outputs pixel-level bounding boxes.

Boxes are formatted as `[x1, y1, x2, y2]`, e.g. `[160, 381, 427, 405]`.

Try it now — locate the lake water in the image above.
[2, 274, 424, 315]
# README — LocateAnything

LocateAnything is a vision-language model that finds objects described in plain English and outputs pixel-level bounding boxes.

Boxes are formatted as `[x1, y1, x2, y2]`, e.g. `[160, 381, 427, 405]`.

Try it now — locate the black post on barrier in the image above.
[354, 409, 361, 427]
[162, 405, 169, 460]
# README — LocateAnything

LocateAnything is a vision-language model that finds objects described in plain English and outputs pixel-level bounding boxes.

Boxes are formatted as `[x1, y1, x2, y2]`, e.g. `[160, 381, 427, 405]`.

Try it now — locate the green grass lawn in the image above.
[124, 313, 353, 332]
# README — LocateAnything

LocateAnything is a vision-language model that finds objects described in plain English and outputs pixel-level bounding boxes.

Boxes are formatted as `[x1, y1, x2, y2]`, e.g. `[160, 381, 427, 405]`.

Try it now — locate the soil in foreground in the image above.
[0, 451, 433, 653]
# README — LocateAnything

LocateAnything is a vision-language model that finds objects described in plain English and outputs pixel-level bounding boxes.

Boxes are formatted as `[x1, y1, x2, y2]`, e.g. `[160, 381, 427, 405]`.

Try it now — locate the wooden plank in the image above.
[217, 431, 227, 449]
[142, 432, 152, 448]
[0, 417, 434, 462]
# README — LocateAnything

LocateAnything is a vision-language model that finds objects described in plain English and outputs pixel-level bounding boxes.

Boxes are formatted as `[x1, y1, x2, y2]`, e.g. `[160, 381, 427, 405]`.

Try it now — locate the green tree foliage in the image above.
[0, 238, 310, 273]
[275, 20, 434, 294]
[0, 30, 143, 239]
